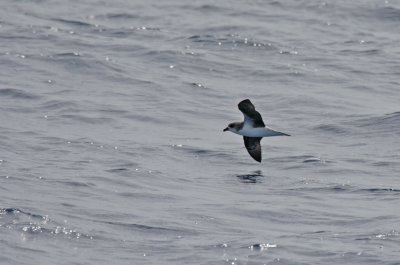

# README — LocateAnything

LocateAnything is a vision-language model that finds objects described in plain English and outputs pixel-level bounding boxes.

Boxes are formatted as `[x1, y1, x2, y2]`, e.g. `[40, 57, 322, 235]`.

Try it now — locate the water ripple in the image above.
[0, 208, 92, 240]
[0, 88, 40, 100]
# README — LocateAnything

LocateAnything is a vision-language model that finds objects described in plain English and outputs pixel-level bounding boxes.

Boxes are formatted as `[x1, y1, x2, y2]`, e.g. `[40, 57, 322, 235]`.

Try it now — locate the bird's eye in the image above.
[229, 124, 233, 128]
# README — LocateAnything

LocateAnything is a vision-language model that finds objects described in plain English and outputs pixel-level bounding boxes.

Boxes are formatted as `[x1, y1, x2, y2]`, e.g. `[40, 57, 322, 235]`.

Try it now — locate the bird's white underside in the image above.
[233, 122, 282, 137]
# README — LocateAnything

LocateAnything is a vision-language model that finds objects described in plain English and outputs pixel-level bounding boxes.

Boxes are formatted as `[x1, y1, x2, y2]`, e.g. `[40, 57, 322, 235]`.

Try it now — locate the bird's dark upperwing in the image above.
[243, 136, 262, 162]
[238, 99, 265, 127]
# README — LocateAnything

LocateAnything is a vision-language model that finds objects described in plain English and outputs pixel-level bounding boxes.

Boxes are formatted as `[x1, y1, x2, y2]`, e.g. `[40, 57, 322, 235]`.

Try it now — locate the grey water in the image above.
[1, 0, 400, 264]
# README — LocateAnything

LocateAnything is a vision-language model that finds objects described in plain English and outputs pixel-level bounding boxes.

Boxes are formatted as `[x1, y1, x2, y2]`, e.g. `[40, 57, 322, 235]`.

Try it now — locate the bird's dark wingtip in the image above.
[239, 99, 252, 105]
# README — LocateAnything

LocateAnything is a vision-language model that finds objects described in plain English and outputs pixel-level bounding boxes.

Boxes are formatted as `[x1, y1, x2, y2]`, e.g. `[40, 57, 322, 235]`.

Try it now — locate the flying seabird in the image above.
[223, 99, 290, 162]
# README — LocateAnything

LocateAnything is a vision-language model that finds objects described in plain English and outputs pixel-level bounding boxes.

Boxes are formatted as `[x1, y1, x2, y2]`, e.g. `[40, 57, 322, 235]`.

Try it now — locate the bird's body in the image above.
[223, 99, 289, 162]
[231, 123, 286, 137]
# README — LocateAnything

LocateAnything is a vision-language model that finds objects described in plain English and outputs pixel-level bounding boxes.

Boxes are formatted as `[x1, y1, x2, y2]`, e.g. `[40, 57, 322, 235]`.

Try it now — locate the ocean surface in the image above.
[1, 0, 400, 264]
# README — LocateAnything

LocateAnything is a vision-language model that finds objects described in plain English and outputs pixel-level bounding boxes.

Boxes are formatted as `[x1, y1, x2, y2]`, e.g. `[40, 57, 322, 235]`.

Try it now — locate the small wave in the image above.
[174, 145, 232, 160]
[48, 53, 125, 77]
[194, 4, 224, 12]
[289, 185, 400, 196]
[98, 220, 190, 234]
[60, 114, 114, 124]
[249, 243, 277, 251]
[100, 26, 161, 37]
[53, 52, 81, 57]
[356, 188, 400, 194]
[103, 13, 140, 19]
[57, 181, 95, 188]
[269, 155, 328, 164]
[40, 100, 78, 110]
[339, 49, 380, 55]
[303, 157, 323, 163]
[52, 18, 94, 27]
[351, 112, 400, 133]
[106, 168, 129, 172]
[0, 88, 40, 100]
[187, 34, 277, 51]
[313, 124, 348, 134]
[371, 6, 400, 22]
[356, 230, 399, 241]
[0, 208, 46, 219]
[0, 208, 93, 240]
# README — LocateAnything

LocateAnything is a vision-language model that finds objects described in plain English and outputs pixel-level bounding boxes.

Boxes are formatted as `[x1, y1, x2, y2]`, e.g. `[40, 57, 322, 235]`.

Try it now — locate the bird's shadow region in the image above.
[236, 170, 265, 184]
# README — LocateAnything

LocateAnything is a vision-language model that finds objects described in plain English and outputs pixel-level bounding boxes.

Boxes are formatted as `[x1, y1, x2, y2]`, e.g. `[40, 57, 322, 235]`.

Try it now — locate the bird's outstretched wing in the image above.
[243, 136, 262, 162]
[238, 99, 265, 127]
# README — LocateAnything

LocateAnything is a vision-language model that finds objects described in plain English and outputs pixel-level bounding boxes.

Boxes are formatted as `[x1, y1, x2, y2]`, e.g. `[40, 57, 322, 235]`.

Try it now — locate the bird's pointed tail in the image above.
[274, 131, 290, 136]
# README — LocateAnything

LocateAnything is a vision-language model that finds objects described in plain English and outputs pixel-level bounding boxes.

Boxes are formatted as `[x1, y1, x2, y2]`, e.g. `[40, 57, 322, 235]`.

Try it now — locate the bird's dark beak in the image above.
[223, 127, 229, 132]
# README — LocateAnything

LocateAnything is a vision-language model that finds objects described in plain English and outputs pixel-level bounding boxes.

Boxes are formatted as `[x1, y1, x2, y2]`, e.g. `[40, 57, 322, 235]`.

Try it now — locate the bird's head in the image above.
[223, 123, 238, 133]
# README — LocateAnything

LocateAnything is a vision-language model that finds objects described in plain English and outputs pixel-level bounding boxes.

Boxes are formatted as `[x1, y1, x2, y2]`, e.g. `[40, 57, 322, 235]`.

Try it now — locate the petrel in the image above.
[223, 99, 290, 162]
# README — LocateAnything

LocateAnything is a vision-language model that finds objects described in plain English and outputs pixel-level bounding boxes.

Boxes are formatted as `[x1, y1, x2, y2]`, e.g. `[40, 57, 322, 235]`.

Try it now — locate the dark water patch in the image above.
[60, 114, 114, 124]
[99, 220, 190, 235]
[188, 34, 216, 43]
[23, 224, 93, 239]
[356, 230, 399, 241]
[40, 100, 78, 110]
[236, 170, 264, 184]
[52, 18, 94, 27]
[314, 124, 349, 134]
[141, 49, 186, 59]
[50, 180, 95, 188]
[355, 188, 400, 194]
[101, 26, 161, 38]
[187, 34, 277, 51]
[1, 208, 23, 215]
[106, 168, 129, 172]
[290, 184, 400, 197]
[351, 112, 400, 134]
[97, 107, 129, 115]
[270, 155, 329, 165]
[301, 230, 330, 236]
[117, 192, 178, 203]
[0, 88, 40, 100]
[0, 208, 93, 239]
[0, 208, 46, 220]
[289, 184, 352, 193]
[102, 13, 140, 19]
[60, 202, 75, 208]
[175, 145, 233, 161]
[345, 158, 369, 164]
[179, 3, 226, 13]
[104, 28, 139, 37]
[302, 157, 323, 163]
[371, 6, 400, 22]
[342, 39, 376, 45]
[347, 84, 375, 92]
[191, 82, 204, 87]
[249, 243, 277, 251]
[105, 165, 141, 178]
[46, 53, 98, 73]
[123, 113, 175, 124]
[339, 49, 381, 56]
[0, 34, 36, 40]
[48, 53, 124, 76]
[372, 161, 398, 167]
[53, 52, 81, 57]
